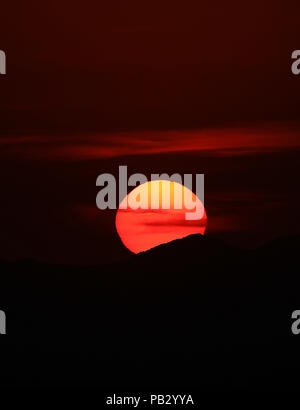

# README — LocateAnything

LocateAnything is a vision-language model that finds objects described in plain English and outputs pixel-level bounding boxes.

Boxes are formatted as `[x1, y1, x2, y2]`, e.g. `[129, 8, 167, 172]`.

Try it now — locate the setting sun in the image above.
[115, 180, 207, 253]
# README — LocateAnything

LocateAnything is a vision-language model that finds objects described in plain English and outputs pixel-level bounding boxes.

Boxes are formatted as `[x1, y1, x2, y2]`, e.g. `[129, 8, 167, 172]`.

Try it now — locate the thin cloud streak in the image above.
[1, 122, 300, 160]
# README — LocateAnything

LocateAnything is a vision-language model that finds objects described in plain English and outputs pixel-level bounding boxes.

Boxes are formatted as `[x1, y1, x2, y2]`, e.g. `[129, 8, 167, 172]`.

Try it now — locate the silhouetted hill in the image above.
[0, 233, 300, 389]
[134, 233, 237, 267]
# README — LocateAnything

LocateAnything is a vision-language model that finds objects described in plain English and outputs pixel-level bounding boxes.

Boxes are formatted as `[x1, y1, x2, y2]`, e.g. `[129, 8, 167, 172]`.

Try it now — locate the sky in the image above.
[0, 1, 300, 263]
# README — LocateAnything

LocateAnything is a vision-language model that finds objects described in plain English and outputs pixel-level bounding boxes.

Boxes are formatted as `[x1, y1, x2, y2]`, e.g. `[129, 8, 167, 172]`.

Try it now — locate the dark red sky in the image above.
[1, 0, 300, 131]
[0, 1, 300, 263]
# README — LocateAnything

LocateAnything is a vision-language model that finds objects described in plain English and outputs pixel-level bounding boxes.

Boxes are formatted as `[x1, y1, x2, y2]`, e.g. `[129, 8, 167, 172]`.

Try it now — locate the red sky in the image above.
[0, 1, 300, 263]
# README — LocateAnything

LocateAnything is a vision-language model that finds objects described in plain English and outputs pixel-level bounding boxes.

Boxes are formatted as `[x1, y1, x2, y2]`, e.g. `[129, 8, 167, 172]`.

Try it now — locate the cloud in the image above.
[1, 121, 300, 161]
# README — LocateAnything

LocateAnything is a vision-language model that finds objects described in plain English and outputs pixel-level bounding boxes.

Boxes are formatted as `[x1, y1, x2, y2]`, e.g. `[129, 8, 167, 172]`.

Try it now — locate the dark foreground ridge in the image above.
[132, 233, 238, 270]
[0, 234, 300, 390]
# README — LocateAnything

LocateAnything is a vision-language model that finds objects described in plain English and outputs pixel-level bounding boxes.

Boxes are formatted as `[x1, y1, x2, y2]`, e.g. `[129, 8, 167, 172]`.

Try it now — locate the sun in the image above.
[115, 180, 207, 253]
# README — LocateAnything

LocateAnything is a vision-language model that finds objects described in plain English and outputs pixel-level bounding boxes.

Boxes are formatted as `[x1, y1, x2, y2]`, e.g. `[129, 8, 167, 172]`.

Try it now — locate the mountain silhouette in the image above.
[135, 233, 236, 266]
[0, 233, 300, 390]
